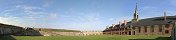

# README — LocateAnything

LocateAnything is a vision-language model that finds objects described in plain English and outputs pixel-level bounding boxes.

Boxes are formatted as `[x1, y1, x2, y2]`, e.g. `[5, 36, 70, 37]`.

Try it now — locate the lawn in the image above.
[0, 35, 171, 40]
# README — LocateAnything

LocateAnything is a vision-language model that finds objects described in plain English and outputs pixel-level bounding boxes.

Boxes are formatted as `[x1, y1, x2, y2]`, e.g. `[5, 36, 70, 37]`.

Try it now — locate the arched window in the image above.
[159, 25, 162, 32]
[165, 30, 169, 34]
[133, 31, 135, 35]
[151, 26, 154, 32]
[132, 27, 135, 30]
[138, 27, 141, 33]
[116, 32, 119, 34]
[165, 24, 170, 28]
[129, 31, 131, 35]
[125, 32, 127, 35]
[144, 26, 147, 32]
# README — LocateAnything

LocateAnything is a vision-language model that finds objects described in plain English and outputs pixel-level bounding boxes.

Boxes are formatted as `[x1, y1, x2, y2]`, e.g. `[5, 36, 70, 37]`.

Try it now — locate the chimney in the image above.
[112, 24, 116, 27]
[119, 20, 122, 28]
[164, 11, 167, 21]
[124, 20, 127, 30]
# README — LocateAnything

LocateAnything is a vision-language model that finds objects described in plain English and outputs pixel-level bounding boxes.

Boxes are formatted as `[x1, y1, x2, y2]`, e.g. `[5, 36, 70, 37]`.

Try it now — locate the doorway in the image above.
[133, 31, 135, 35]
[129, 31, 131, 35]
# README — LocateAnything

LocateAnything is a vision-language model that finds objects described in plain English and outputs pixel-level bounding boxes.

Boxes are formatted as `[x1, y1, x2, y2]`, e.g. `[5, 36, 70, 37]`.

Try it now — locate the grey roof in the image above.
[131, 21, 168, 27]
[104, 16, 176, 31]
[138, 16, 176, 22]
[131, 16, 176, 27]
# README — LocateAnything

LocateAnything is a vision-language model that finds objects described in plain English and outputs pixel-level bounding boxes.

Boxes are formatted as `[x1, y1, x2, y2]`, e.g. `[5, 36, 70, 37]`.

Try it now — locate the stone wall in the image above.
[103, 24, 174, 36]
[39, 31, 103, 36]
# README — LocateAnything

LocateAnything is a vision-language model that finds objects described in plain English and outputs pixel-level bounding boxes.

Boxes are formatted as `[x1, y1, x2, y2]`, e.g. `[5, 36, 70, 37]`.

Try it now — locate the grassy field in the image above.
[0, 35, 171, 40]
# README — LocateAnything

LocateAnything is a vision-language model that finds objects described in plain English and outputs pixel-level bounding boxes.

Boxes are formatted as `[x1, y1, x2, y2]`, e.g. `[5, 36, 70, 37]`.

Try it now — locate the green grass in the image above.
[0, 35, 16, 40]
[13, 35, 170, 40]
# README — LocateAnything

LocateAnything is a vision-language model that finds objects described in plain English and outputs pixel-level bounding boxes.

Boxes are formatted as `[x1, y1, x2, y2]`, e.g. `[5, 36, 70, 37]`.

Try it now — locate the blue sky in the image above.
[0, 0, 176, 31]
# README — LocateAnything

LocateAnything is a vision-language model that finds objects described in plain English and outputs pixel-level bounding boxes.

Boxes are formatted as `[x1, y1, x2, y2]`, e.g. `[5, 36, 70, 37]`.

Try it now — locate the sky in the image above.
[0, 0, 176, 31]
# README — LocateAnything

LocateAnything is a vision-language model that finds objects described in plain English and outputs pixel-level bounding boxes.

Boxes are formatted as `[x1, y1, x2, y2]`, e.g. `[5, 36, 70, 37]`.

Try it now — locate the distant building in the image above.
[0, 23, 24, 35]
[0, 23, 42, 36]
[81, 31, 103, 36]
[103, 3, 176, 36]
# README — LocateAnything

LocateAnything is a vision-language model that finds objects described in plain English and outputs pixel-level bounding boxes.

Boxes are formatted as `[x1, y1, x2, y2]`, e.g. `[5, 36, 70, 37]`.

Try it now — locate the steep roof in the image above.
[104, 16, 176, 31]
[131, 16, 176, 27]
[138, 16, 176, 22]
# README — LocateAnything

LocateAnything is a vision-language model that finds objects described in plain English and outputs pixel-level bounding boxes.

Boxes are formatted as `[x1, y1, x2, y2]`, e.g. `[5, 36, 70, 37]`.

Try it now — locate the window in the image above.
[151, 26, 154, 32]
[116, 32, 119, 34]
[133, 31, 135, 35]
[132, 27, 135, 30]
[138, 27, 141, 33]
[125, 32, 127, 34]
[121, 28, 124, 30]
[128, 26, 131, 28]
[165, 30, 169, 34]
[165, 24, 169, 28]
[122, 32, 124, 34]
[129, 31, 131, 35]
[144, 26, 147, 32]
[159, 26, 162, 32]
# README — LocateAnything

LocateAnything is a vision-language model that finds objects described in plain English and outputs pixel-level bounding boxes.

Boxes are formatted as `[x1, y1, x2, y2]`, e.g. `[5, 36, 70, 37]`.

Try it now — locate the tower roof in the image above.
[132, 2, 139, 23]
[135, 3, 138, 14]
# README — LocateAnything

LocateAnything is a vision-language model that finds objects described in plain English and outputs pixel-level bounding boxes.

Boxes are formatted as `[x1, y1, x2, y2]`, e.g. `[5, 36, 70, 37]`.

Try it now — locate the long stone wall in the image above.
[103, 24, 173, 36]
[39, 31, 103, 36]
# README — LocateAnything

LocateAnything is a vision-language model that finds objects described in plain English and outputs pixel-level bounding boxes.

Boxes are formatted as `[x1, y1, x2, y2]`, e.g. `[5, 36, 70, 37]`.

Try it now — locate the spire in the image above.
[164, 11, 167, 21]
[135, 2, 138, 15]
[134, 2, 138, 19]
[132, 2, 139, 23]
[135, 0, 138, 13]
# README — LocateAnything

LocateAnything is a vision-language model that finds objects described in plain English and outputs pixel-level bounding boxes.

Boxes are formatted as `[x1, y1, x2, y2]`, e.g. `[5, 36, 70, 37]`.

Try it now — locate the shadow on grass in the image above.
[0, 35, 16, 40]
[129, 37, 170, 40]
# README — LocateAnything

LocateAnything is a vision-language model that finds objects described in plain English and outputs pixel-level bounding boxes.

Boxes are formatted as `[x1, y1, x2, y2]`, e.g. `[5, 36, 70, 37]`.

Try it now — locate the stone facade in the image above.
[103, 3, 176, 36]
[39, 31, 103, 36]
[103, 24, 173, 36]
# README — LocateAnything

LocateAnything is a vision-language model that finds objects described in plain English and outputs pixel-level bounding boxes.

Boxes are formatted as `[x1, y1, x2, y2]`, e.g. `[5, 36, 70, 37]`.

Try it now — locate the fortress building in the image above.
[0, 23, 42, 36]
[103, 3, 176, 35]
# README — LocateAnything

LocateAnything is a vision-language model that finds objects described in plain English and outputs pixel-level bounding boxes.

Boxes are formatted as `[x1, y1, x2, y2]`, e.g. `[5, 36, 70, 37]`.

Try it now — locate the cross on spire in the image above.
[132, 1, 139, 23]
[164, 11, 167, 21]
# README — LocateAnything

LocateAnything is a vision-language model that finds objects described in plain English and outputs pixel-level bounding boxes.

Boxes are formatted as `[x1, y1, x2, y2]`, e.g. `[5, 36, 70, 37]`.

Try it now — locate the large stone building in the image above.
[103, 3, 176, 36]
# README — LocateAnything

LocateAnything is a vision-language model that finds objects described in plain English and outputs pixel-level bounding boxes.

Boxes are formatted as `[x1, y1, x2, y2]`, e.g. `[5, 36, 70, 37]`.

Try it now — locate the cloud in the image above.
[166, 10, 176, 16]
[0, 9, 17, 14]
[0, 5, 60, 28]
[16, 5, 45, 14]
[138, 6, 176, 20]
[14, 5, 60, 20]
[50, 12, 107, 31]
[45, 13, 59, 20]
[5, 5, 44, 19]
[140, 6, 164, 19]
[0, 16, 25, 26]
[43, 0, 53, 7]
[109, 18, 119, 24]
[169, 0, 176, 6]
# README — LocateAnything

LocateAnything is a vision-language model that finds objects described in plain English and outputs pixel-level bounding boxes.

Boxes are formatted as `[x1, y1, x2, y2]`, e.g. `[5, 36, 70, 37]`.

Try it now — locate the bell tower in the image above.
[132, 3, 139, 23]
